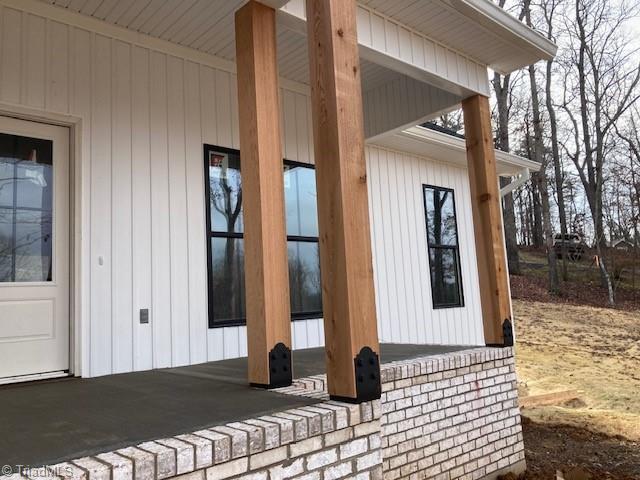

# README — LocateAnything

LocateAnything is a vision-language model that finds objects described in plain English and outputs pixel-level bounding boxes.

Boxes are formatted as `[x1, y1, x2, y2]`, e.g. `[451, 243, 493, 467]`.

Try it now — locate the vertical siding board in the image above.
[90, 34, 113, 376]
[131, 45, 153, 371]
[199, 65, 217, 144]
[185, 60, 208, 365]
[214, 69, 232, 148]
[294, 92, 311, 164]
[48, 21, 70, 113]
[1, 8, 22, 103]
[401, 154, 421, 343]
[166, 55, 190, 367]
[71, 25, 94, 375]
[25, 14, 46, 108]
[111, 39, 134, 373]
[282, 89, 298, 160]
[229, 73, 239, 150]
[149, 51, 172, 368]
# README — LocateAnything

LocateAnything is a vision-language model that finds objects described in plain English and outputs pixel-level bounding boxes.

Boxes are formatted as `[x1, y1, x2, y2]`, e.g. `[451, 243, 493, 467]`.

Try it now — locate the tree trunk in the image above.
[546, 58, 569, 280]
[492, 72, 521, 275]
[528, 60, 560, 294]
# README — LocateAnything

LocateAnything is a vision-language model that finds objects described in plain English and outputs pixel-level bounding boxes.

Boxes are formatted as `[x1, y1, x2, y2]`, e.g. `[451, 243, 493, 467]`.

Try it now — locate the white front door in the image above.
[0, 116, 70, 383]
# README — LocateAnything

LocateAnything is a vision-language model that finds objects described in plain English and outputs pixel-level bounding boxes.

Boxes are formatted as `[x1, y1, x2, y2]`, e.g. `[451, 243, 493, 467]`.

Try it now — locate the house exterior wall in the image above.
[0, 3, 484, 379]
[367, 145, 485, 347]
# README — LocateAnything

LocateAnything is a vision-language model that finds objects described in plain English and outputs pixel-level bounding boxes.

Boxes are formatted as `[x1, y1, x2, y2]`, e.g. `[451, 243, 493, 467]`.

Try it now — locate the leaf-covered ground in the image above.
[513, 299, 640, 479]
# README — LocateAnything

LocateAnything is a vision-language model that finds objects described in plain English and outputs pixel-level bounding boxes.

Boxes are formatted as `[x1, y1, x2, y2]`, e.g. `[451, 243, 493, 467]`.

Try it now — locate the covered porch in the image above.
[2, 344, 468, 467]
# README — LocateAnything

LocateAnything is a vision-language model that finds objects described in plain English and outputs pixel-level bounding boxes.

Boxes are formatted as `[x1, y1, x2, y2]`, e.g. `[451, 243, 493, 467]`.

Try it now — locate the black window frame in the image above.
[204, 144, 323, 328]
[422, 184, 465, 309]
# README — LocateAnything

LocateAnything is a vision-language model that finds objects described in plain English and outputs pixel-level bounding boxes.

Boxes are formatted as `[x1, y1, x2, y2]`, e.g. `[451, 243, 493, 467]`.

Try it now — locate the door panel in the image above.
[0, 116, 69, 380]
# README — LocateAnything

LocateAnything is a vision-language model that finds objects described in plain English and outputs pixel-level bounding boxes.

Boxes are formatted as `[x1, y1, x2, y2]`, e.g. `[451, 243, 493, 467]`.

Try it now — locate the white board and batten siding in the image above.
[0, 4, 324, 376]
[367, 145, 485, 347]
[0, 4, 483, 378]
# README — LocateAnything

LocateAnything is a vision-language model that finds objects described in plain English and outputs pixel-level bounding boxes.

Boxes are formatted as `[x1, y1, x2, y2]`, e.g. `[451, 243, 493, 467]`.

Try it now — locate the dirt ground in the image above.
[512, 299, 640, 479]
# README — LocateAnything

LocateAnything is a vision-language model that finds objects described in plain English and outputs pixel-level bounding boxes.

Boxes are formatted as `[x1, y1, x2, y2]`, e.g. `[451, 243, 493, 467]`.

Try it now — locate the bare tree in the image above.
[522, 0, 560, 294]
[558, 0, 640, 304]
[540, 0, 570, 281]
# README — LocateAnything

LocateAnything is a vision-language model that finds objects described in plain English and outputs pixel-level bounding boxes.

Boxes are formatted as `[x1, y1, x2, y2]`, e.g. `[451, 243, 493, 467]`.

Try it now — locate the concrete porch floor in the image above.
[0, 344, 467, 467]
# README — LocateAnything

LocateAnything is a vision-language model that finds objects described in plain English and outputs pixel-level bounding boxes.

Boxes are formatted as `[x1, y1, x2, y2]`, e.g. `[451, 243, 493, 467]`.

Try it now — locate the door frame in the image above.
[0, 102, 83, 377]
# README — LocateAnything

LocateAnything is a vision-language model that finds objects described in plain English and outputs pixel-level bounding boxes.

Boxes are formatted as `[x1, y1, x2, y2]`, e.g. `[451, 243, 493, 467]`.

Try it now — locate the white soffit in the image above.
[357, 0, 557, 75]
[370, 126, 541, 176]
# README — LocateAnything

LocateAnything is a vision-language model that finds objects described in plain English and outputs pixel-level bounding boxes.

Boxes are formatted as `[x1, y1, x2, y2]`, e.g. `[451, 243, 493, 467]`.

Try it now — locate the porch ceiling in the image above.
[40, 0, 554, 77]
[39, 0, 404, 92]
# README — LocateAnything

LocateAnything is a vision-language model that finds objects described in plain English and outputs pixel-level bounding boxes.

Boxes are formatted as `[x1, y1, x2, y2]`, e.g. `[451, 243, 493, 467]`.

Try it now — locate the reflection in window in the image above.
[0, 133, 53, 283]
[423, 186, 464, 308]
[205, 145, 323, 327]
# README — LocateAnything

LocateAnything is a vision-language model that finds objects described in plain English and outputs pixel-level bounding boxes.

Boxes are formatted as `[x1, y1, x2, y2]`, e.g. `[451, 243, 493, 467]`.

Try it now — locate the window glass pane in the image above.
[429, 248, 461, 307]
[210, 237, 245, 323]
[0, 160, 14, 207]
[208, 150, 244, 233]
[0, 208, 13, 281]
[284, 165, 319, 237]
[0, 134, 54, 283]
[14, 209, 52, 282]
[425, 187, 457, 246]
[288, 241, 322, 316]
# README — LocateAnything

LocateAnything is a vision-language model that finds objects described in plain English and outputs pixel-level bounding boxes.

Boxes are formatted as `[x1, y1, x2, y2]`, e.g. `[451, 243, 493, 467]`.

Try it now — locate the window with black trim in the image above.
[204, 145, 322, 327]
[423, 185, 464, 308]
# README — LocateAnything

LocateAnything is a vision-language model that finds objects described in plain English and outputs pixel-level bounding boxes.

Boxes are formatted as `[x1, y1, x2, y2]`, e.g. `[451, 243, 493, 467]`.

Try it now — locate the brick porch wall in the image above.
[19, 348, 524, 480]
[379, 348, 525, 480]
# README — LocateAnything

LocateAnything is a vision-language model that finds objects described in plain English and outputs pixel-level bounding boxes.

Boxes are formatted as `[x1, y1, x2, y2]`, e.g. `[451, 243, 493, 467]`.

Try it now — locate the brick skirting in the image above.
[14, 347, 524, 480]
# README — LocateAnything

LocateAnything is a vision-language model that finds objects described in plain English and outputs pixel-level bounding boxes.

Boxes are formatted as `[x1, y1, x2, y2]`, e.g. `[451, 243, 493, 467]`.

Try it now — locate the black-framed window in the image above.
[423, 185, 464, 308]
[204, 145, 322, 327]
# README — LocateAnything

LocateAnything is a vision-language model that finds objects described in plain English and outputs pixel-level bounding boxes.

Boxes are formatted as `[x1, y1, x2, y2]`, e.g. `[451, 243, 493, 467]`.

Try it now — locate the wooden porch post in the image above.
[235, 0, 292, 388]
[461, 94, 513, 347]
[306, 0, 381, 402]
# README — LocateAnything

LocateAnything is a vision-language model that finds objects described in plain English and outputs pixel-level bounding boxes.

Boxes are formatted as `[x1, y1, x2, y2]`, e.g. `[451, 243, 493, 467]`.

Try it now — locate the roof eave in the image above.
[370, 125, 541, 175]
[447, 0, 558, 74]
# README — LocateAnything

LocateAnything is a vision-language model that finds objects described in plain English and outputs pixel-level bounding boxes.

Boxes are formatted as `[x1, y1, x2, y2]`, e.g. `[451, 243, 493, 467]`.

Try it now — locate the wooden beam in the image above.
[306, 0, 381, 402]
[235, 0, 292, 387]
[462, 94, 513, 346]
[256, 0, 290, 8]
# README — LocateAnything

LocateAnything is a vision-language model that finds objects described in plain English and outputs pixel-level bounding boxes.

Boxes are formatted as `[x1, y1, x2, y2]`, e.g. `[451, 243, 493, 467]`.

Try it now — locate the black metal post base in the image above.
[329, 346, 381, 403]
[487, 318, 514, 348]
[250, 342, 292, 389]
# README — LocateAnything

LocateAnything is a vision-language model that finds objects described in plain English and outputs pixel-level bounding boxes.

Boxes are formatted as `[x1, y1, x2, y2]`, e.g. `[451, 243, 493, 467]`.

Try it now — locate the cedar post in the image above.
[235, 0, 293, 387]
[462, 94, 513, 347]
[305, 0, 381, 402]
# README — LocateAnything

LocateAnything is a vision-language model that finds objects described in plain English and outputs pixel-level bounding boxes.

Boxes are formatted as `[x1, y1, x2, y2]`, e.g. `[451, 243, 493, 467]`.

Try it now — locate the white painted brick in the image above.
[138, 442, 177, 479]
[289, 436, 323, 457]
[193, 430, 232, 464]
[244, 419, 280, 450]
[273, 412, 309, 441]
[228, 422, 265, 454]
[95, 452, 133, 480]
[356, 450, 382, 471]
[176, 433, 213, 469]
[340, 437, 368, 459]
[116, 447, 155, 480]
[269, 458, 305, 480]
[155, 438, 194, 474]
[291, 472, 321, 480]
[260, 415, 295, 445]
[205, 458, 248, 480]
[70, 458, 111, 480]
[250, 445, 288, 470]
[324, 462, 353, 480]
[307, 448, 338, 470]
[325, 427, 354, 447]
[234, 472, 267, 480]
[211, 426, 248, 458]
